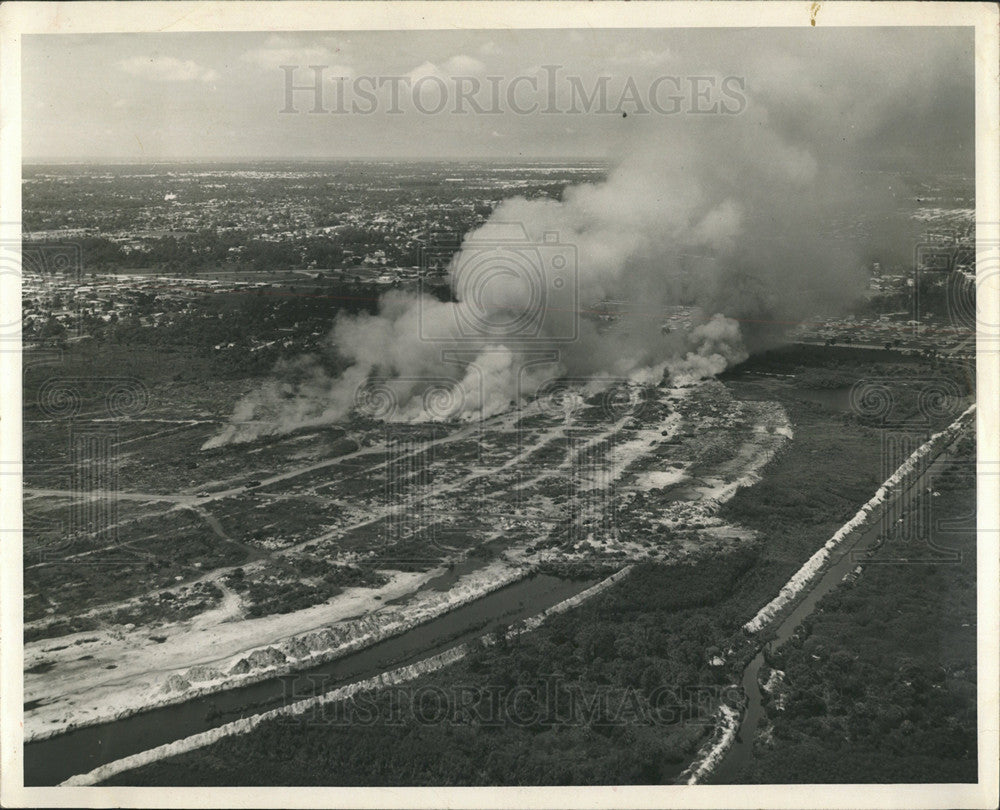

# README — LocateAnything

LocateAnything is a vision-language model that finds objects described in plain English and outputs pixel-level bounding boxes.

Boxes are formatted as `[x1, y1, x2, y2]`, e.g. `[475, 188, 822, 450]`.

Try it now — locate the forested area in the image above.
[738, 436, 978, 783]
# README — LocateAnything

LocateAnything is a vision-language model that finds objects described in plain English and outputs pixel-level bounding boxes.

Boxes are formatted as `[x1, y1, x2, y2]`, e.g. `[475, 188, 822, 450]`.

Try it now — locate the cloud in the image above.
[609, 48, 674, 69]
[443, 54, 486, 74]
[407, 54, 486, 82]
[406, 60, 441, 83]
[117, 55, 219, 83]
[201, 27, 974, 443]
[241, 34, 349, 71]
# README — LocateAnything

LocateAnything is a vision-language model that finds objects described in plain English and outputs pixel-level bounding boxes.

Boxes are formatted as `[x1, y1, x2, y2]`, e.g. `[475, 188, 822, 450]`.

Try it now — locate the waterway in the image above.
[708, 443, 958, 783]
[24, 571, 597, 786]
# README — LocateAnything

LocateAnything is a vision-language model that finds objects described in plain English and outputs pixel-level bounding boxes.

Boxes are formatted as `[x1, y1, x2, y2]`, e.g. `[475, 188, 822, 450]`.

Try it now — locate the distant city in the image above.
[20, 163, 976, 366]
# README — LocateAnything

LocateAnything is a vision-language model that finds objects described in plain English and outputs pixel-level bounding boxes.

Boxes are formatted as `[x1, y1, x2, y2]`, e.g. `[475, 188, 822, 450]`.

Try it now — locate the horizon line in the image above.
[22, 156, 614, 166]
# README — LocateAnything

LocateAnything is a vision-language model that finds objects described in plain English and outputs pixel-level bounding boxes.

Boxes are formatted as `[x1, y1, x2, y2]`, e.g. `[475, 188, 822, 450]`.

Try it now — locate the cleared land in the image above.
[24, 353, 787, 740]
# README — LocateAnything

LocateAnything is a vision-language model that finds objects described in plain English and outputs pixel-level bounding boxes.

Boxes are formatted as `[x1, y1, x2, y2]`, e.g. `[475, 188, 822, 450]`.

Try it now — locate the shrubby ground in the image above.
[108, 357, 975, 786]
[738, 435, 977, 783]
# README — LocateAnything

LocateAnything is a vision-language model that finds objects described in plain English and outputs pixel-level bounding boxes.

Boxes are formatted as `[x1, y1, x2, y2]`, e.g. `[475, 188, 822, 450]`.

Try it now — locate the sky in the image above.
[21, 27, 975, 167]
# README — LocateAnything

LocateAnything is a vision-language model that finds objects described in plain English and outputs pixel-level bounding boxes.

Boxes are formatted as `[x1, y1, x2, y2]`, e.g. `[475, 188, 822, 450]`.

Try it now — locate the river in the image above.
[24, 571, 596, 786]
[708, 440, 960, 783]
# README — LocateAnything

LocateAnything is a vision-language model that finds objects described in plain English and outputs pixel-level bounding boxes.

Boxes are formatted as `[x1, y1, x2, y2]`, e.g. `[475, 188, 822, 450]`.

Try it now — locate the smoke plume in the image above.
[206, 109, 910, 447]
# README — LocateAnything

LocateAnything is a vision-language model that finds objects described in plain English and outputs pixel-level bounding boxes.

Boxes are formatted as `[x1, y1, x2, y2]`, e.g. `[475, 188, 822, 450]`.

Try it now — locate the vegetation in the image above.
[25, 284, 975, 786]
[109, 370, 917, 787]
[739, 443, 977, 783]
[107, 555, 754, 786]
[225, 560, 386, 618]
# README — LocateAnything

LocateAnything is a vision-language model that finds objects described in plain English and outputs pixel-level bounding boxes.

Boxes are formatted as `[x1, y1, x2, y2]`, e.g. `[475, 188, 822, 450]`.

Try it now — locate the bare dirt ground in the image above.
[24, 378, 789, 740]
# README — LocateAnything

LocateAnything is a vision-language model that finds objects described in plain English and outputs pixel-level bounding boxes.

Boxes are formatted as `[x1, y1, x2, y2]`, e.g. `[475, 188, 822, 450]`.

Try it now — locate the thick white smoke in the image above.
[206, 111, 890, 448]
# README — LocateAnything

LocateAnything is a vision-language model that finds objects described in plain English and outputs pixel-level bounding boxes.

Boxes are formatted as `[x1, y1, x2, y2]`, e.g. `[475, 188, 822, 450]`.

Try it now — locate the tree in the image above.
[39, 316, 66, 339]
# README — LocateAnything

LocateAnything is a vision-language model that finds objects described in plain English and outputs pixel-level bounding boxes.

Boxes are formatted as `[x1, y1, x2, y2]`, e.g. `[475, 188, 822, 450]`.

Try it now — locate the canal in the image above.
[24, 571, 598, 785]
